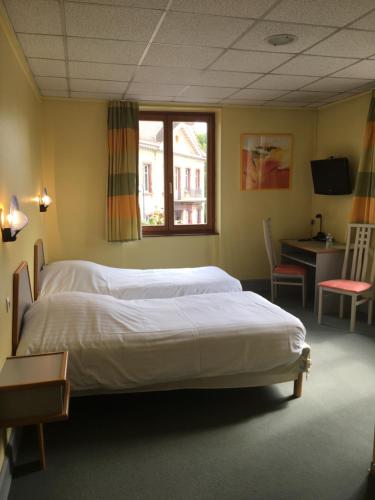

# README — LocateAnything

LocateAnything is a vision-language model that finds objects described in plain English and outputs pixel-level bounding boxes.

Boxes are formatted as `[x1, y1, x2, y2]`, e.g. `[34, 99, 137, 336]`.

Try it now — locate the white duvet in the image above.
[17, 291, 306, 392]
[39, 261, 242, 299]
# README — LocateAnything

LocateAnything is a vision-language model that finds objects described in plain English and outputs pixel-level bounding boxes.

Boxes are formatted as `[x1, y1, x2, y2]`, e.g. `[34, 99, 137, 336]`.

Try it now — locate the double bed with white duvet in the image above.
[15, 253, 310, 397]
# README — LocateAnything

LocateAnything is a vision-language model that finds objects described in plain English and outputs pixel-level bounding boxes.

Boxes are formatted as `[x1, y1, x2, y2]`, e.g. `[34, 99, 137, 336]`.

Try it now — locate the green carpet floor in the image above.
[8, 298, 375, 500]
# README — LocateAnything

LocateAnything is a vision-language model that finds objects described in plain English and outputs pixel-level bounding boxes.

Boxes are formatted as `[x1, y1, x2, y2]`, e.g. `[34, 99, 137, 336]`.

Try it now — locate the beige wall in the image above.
[220, 106, 316, 278]
[0, 12, 43, 463]
[42, 101, 317, 279]
[313, 93, 371, 242]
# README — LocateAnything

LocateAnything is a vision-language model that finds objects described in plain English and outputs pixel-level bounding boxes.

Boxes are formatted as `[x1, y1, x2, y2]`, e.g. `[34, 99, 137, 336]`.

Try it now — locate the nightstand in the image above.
[0, 352, 70, 470]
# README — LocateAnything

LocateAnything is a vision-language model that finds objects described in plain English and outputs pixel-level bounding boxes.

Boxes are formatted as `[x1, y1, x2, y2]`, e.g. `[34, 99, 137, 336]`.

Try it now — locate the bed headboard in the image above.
[12, 261, 33, 355]
[34, 239, 45, 300]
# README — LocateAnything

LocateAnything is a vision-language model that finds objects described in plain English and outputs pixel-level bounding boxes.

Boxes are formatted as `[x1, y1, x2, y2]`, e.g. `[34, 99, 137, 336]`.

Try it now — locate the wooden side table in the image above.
[0, 352, 70, 470]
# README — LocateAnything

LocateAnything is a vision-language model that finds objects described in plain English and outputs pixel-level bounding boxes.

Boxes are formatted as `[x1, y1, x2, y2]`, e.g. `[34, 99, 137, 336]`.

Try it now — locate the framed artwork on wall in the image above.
[240, 133, 293, 191]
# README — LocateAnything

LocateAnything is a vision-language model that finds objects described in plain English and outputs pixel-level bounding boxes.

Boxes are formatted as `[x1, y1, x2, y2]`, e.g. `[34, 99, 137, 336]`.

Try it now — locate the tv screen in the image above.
[310, 157, 352, 195]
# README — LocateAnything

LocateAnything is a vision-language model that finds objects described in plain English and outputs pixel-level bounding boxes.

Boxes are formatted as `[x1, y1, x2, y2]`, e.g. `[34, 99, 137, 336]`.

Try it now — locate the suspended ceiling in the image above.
[2, 0, 375, 107]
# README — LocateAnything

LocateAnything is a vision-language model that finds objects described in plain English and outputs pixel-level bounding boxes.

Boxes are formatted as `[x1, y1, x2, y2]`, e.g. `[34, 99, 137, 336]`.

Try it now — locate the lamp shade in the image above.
[8, 196, 28, 236]
[1, 196, 29, 241]
[40, 188, 52, 211]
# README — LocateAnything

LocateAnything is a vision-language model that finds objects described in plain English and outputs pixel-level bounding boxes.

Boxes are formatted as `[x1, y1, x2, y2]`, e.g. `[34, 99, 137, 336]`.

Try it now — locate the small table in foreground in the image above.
[0, 352, 70, 471]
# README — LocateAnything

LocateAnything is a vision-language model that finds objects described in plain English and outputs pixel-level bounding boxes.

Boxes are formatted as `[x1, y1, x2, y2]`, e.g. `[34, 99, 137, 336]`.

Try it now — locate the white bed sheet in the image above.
[39, 261, 242, 299]
[17, 291, 306, 393]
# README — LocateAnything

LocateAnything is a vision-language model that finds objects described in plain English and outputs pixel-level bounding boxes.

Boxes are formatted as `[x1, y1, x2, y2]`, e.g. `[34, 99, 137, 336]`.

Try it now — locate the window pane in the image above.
[173, 121, 207, 225]
[139, 121, 165, 226]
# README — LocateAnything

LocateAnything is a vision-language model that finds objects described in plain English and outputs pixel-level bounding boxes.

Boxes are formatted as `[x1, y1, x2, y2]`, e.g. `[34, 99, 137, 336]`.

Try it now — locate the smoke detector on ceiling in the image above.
[266, 34, 298, 46]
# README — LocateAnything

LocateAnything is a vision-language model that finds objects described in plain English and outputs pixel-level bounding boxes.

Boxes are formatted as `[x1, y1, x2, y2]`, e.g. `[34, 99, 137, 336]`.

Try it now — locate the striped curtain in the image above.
[107, 101, 141, 242]
[351, 90, 375, 224]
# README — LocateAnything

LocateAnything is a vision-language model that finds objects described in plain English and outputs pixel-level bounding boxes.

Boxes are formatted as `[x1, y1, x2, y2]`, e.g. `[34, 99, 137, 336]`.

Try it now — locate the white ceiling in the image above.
[2, 0, 375, 107]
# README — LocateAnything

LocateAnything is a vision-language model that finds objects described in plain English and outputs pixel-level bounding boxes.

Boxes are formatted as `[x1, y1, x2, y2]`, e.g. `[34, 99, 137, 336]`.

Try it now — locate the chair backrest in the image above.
[262, 218, 277, 272]
[342, 223, 375, 283]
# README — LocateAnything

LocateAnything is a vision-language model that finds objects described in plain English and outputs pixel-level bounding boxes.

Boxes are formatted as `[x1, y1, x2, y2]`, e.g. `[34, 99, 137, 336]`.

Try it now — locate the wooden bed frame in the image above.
[24, 256, 308, 397]
[34, 239, 45, 300]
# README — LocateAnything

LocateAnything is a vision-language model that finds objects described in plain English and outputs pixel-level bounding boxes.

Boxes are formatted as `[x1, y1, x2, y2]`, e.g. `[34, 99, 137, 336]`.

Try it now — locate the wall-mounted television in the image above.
[310, 157, 352, 195]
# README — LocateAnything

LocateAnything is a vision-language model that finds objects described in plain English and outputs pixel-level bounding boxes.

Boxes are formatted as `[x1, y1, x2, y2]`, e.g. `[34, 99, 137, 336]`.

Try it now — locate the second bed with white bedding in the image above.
[39, 261, 242, 299]
[17, 291, 307, 393]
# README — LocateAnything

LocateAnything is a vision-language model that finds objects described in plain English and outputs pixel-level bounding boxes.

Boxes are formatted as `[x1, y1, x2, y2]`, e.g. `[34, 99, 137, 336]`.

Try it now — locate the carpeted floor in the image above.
[8, 297, 375, 500]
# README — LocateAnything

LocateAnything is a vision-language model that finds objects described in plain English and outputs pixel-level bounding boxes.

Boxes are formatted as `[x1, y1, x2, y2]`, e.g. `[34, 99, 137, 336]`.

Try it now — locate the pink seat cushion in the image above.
[274, 264, 306, 276]
[319, 279, 372, 293]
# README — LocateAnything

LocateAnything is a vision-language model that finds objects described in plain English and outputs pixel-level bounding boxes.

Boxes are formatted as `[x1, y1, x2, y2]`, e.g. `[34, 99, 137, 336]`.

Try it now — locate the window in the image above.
[139, 111, 215, 235]
[185, 168, 191, 191]
[143, 163, 152, 193]
[195, 169, 200, 190]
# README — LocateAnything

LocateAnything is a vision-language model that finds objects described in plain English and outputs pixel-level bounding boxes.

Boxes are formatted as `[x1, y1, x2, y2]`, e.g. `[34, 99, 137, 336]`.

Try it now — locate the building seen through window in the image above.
[138, 113, 214, 234]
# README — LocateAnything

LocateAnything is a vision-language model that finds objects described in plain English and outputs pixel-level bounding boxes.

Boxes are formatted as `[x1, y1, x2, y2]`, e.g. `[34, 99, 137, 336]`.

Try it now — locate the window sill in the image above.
[143, 231, 219, 238]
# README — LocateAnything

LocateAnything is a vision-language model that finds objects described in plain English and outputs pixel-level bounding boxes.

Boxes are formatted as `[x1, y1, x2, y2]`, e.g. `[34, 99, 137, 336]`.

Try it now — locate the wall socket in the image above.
[5, 297, 11, 313]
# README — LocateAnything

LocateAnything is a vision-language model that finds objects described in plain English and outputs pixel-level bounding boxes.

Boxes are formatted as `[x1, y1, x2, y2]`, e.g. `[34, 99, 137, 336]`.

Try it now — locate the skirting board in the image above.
[0, 429, 22, 500]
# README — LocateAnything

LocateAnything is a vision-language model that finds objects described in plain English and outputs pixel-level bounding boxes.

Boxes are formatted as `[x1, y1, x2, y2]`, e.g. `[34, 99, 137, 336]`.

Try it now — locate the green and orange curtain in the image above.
[351, 90, 375, 224]
[107, 101, 141, 242]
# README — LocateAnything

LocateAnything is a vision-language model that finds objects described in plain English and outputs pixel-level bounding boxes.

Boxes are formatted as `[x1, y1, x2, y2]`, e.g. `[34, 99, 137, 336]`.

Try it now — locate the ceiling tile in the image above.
[171, 0, 277, 18]
[154, 12, 252, 48]
[249, 74, 318, 90]
[264, 101, 308, 107]
[67, 38, 146, 64]
[142, 44, 222, 69]
[70, 79, 127, 93]
[277, 90, 335, 102]
[69, 62, 136, 81]
[68, 1, 168, 8]
[134, 66, 200, 85]
[35, 76, 68, 90]
[64, 2, 162, 41]
[234, 21, 335, 53]
[176, 97, 221, 104]
[190, 71, 262, 87]
[211, 50, 292, 73]
[228, 89, 287, 100]
[302, 77, 371, 92]
[4, 0, 62, 35]
[42, 90, 69, 97]
[265, 0, 375, 27]
[180, 86, 237, 98]
[126, 94, 180, 102]
[350, 10, 375, 30]
[28, 58, 66, 77]
[332, 60, 375, 79]
[18, 34, 65, 59]
[70, 91, 123, 100]
[274, 55, 359, 76]
[222, 99, 266, 105]
[306, 30, 375, 58]
[127, 82, 186, 96]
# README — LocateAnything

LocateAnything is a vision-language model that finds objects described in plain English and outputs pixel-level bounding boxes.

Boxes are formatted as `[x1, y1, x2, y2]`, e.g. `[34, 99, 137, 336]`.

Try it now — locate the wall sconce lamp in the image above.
[0, 196, 29, 242]
[39, 188, 52, 212]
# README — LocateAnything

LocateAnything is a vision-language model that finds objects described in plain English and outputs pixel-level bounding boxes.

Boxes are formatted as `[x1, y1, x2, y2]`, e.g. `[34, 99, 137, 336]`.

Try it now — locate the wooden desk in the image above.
[280, 240, 347, 311]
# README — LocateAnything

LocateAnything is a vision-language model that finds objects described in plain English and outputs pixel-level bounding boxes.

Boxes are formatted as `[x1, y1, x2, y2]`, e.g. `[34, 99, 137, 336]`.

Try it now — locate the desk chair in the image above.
[262, 218, 306, 307]
[317, 223, 375, 332]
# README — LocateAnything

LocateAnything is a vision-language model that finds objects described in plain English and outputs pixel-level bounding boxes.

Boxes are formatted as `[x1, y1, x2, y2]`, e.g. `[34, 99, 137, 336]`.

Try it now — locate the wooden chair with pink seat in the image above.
[262, 218, 307, 307]
[317, 223, 375, 332]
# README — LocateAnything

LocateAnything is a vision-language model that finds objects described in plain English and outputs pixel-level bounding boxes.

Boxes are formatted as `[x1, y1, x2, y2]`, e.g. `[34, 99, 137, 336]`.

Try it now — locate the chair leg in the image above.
[318, 287, 323, 324]
[274, 281, 277, 300]
[368, 298, 373, 326]
[350, 295, 357, 333]
[270, 278, 274, 303]
[339, 295, 344, 318]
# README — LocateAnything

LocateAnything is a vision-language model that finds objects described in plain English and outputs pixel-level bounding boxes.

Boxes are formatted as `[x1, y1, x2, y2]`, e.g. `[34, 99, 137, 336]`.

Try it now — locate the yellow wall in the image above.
[220, 106, 316, 278]
[313, 93, 371, 242]
[42, 101, 317, 280]
[0, 12, 43, 463]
